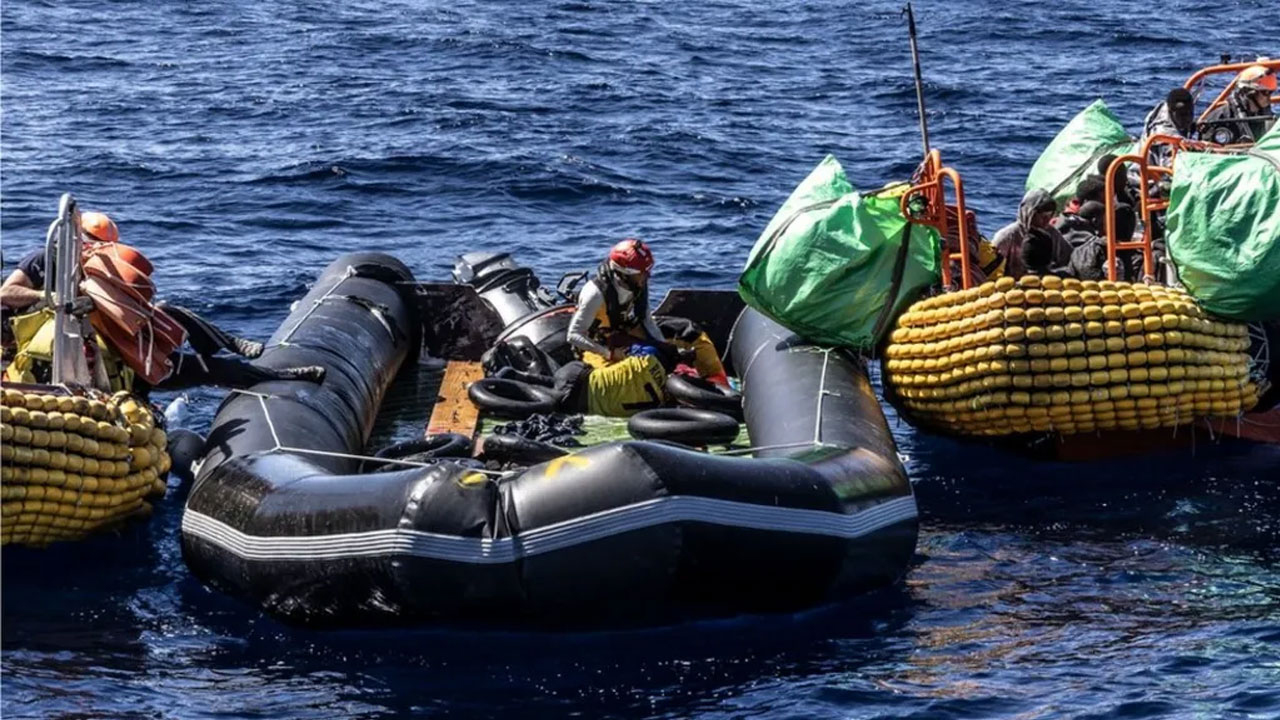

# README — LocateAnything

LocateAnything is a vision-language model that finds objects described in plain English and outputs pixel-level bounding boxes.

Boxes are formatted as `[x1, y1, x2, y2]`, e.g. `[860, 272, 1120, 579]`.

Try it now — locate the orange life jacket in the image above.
[80, 245, 186, 386]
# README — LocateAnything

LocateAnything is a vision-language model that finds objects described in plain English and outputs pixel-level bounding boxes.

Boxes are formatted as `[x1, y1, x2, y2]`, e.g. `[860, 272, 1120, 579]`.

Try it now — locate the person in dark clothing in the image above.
[1067, 202, 1138, 281]
[993, 189, 1073, 278]
[1097, 154, 1140, 208]
[1199, 64, 1277, 145]
[1142, 87, 1196, 168]
[1056, 176, 1107, 243]
[2, 213, 324, 389]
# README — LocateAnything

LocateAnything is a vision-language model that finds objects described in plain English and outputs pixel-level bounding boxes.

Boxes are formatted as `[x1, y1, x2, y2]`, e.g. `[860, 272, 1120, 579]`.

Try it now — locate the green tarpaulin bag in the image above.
[737, 155, 941, 349]
[1166, 123, 1280, 321]
[1025, 99, 1135, 209]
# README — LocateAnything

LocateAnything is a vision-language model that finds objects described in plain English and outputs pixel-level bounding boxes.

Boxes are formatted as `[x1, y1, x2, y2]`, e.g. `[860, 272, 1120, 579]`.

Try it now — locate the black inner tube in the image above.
[363, 433, 474, 472]
[664, 374, 743, 419]
[467, 377, 560, 418]
[627, 408, 740, 447]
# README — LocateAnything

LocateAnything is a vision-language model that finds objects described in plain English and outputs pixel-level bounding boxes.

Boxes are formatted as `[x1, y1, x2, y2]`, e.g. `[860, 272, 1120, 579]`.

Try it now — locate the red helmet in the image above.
[608, 238, 653, 275]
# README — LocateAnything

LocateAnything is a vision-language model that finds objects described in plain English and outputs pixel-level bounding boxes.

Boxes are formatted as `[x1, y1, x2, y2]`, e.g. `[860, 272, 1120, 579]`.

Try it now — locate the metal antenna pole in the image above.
[903, 3, 930, 157]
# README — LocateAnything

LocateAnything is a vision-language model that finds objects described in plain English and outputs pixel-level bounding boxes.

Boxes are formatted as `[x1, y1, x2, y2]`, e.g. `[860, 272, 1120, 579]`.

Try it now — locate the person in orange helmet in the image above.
[1, 211, 119, 312]
[2, 210, 324, 389]
[1199, 64, 1277, 145]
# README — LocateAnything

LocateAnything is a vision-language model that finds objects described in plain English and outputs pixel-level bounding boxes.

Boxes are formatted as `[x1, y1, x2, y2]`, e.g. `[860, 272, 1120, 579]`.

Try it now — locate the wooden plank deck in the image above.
[426, 361, 485, 439]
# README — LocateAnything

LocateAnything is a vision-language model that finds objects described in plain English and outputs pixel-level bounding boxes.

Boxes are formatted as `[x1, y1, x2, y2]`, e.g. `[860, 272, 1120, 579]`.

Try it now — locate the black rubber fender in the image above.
[665, 374, 743, 420]
[627, 408, 740, 447]
[467, 378, 559, 418]
[166, 429, 206, 486]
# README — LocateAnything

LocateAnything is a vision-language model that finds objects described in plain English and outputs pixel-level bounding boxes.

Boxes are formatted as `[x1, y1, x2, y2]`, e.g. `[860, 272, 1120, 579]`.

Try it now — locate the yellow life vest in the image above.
[586, 354, 667, 417]
[5, 308, 134, 392]
[671, 330, 727, 383]
[977, 238, 1006, 281]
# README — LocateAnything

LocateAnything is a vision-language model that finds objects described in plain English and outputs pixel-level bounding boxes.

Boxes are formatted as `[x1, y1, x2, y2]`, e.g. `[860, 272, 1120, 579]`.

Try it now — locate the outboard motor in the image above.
[452, 252, 577, 366]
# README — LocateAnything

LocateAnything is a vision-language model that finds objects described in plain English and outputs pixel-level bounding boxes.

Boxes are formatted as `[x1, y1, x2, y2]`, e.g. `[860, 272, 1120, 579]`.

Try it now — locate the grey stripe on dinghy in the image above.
[182, 494, 918, 564]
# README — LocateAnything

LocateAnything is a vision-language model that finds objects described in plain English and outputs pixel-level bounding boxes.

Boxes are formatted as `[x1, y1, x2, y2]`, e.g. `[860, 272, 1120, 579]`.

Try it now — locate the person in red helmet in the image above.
[566, 238, 666, 362]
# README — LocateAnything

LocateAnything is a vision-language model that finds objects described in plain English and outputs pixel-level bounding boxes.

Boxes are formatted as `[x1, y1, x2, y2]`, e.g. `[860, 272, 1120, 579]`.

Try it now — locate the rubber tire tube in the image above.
[664, 374, 743, 419]
[374, 433, 474, 460]
[363, 433, 474, 472]
[627, 408, 740, 447]
[467, 377, 560, 419]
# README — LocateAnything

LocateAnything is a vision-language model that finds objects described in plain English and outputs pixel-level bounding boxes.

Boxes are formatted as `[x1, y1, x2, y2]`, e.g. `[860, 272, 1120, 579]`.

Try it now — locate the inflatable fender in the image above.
[627, 408, 740, 447]
[166, 428, 206, 486]
[467, 378, 559, 418]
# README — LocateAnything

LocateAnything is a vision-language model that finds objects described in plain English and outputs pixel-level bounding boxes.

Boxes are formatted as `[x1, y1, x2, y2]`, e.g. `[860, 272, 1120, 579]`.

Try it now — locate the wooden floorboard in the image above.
[426, 361, 485, 439]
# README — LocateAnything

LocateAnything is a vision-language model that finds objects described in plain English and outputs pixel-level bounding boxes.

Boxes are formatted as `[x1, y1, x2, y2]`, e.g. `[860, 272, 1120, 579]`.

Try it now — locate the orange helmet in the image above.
[81, 211, 119, 244]
[1238, 65, 1277, 93]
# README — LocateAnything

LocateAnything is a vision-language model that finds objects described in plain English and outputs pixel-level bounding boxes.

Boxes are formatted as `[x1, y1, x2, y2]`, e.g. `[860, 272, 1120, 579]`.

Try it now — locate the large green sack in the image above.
[1166, 123, 1280, 321]
[737, 155, 941, 349]
[1025, 99, 1134, 209]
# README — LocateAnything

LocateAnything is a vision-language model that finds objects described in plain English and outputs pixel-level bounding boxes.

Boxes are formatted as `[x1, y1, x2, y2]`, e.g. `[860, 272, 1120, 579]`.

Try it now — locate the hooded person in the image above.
[1142, 87, 1196, 167]
[1199, 64, 1277, 145]
[992, 189, 1073, 278]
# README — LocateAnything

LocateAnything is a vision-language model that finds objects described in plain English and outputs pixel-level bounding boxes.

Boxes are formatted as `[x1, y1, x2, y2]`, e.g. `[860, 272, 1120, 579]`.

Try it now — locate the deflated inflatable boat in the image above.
[180, 252, 917, 627]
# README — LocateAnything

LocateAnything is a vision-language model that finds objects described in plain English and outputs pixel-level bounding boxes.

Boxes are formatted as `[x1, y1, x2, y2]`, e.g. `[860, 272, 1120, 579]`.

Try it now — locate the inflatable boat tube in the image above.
[181, 256, 917, 627]
[627, 408, 740, 446]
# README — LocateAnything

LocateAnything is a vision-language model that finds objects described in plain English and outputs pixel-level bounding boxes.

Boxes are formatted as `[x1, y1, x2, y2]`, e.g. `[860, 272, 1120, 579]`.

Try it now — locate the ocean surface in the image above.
[3, 1, 1279, 717]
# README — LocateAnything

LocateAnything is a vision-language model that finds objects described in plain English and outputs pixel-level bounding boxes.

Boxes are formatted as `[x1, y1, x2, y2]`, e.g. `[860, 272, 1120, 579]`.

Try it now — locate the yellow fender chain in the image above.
[0, 388, 170, 546]
[883, 275, 1258, 437]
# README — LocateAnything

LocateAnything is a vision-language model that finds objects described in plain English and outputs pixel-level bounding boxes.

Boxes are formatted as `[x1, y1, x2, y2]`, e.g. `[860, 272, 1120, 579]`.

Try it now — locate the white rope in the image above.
[814, 348, 831, 445]
[227, 388, 506, 476]
[275, 266, 356, 346]
[711, 440, 836, 457]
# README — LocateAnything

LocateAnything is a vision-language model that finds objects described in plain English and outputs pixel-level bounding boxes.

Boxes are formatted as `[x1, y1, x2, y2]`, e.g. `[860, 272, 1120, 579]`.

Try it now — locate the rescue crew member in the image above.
[2, 211, 324, 391]
[1199, 64, 1277, 145]
[565, 237, 730, 385]
[566, 238, 664, 363]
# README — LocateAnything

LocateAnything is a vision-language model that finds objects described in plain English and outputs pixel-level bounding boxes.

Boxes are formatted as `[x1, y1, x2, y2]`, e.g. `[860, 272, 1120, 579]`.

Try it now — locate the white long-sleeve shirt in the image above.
[566, 279, 663, 358]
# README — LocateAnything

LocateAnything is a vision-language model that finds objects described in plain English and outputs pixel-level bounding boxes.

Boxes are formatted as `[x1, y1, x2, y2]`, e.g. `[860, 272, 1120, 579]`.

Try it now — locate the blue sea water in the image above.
[3, 0, 1279, 717]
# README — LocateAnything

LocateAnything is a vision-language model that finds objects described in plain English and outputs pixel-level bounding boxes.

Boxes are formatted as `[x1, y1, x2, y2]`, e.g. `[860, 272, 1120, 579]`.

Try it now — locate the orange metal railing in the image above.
[1102, 133, 1242, 282]
[901, 149, 975, 289]
[1184, 59, 1280, 125]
